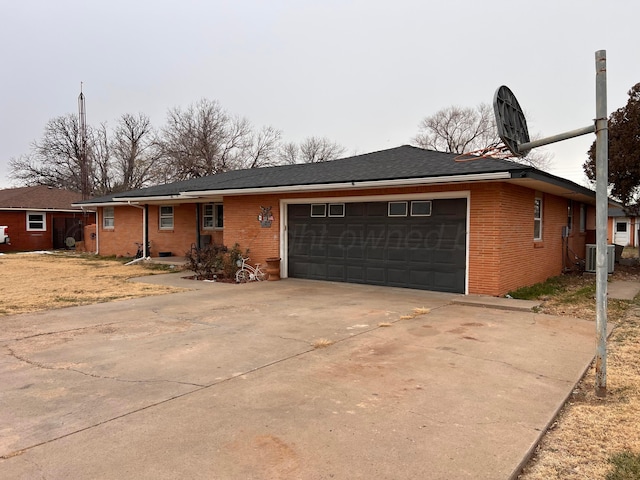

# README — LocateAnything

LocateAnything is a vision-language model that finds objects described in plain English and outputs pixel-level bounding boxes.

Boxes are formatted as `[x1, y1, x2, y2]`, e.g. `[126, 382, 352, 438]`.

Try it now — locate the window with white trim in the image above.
[567, 200, 574, 233]
[388, 201, 408, 217]
[103, 206, 114, 229]
[411, 200, 432, 216]
[579, 203, 586, 233]
[328, 203, 345, 217]
[159, 206, 174, 230]
[311, 204, 327, 217]
[27, 212, 46, 231]
[203, 203, 223, 229]
[534, 197, 543, 241]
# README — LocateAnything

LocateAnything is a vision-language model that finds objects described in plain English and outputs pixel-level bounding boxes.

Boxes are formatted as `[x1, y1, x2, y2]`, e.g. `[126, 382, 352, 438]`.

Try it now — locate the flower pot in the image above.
[265, 257, 281, 281]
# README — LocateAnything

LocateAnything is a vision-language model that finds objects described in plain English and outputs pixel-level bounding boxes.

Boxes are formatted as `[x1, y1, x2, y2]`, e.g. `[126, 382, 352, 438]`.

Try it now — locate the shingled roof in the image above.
[0, 186, 84, 211]
[77, 145, 594, 205]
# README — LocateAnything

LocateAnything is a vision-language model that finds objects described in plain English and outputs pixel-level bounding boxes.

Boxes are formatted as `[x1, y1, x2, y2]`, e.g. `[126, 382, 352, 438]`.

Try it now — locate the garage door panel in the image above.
[327, 264, 345, 281]
[366, 245, 385, 261]
[364, 202, 387, 216]
[387, 247, 407, 262]
[347, 245, 364, 259]
[433, 271, 458, 291]
[307, 263, 327, 278]
[288, 199, 466, 293]
[327, 224, 346, 236]
[327, 244, 345, 259]
[346, 265, 365, 282]
[408, 248, 432, 263]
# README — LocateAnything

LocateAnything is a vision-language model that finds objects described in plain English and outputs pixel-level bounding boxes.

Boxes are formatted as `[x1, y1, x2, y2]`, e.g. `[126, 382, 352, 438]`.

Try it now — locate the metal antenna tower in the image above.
[78, 83, 89, 199]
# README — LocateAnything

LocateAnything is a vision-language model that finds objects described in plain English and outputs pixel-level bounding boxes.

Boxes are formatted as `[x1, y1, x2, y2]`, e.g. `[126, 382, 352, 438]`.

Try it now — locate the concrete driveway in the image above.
[0, 275, 596, 479]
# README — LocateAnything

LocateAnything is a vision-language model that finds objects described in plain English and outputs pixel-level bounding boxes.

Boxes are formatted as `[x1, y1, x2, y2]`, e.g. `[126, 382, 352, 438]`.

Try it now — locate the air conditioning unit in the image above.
[585, 244, 615, 273]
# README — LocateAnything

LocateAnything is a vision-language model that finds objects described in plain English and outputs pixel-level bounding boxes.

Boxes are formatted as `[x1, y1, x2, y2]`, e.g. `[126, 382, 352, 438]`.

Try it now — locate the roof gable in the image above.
[0, 186, 84, 210]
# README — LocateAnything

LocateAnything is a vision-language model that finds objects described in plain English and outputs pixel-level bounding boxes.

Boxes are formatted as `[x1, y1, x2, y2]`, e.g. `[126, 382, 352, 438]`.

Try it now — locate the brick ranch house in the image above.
[76, 145, 598, 296]
[0, 186, 95, 252]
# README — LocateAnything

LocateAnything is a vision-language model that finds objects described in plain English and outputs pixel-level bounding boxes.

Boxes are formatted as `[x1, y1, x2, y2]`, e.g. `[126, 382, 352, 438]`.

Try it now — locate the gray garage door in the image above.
[287, 199, 466, 293]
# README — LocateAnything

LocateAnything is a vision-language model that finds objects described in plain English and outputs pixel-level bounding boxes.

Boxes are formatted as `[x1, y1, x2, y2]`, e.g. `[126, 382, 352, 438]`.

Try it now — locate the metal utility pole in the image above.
[78, 83, 89, 200]
[594, 50, 608, 397]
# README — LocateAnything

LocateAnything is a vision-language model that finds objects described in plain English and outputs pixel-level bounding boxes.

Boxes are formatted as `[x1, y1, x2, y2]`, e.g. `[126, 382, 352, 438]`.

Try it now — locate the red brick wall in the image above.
[98, 204, 223, 257]
[95, 183, 588, 295]
[223, 195, 281, 265]
[0, 211, 88, 252]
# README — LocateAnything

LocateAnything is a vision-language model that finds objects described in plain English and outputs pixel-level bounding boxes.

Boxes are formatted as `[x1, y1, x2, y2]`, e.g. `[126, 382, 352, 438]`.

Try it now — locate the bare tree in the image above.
[412, 103, 553, 170]
[9, 114, 89, 192]
[240, 125, 282, 169]
[277, 141, 301, 165]
[91, 122, 113, 196]
[300, 136, 347, 163]
[110, 113, 162, 192]
[413, 104, 498, 154]
[160, 99, 257, 180]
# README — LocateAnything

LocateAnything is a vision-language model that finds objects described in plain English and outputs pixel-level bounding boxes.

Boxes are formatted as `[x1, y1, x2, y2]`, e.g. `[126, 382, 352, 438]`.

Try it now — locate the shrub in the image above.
[222, 243, 246, 279]
[184, 244, 227, 279]
[184, 243, 248, 281]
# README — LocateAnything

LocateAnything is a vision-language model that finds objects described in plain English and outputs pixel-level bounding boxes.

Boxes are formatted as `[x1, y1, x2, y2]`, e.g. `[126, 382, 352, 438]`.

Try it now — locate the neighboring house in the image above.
[76, 146, 598, 296]
[608, 206, 639, 247]
[0, 186, 95, 252]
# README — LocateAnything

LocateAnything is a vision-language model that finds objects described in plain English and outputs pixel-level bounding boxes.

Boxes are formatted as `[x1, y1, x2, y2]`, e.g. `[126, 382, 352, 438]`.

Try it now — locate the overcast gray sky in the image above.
[1, 0, 639, 189]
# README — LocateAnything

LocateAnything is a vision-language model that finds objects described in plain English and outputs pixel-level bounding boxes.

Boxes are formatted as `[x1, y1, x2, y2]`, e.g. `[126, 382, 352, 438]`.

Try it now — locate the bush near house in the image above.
[184, 243, 246, 281]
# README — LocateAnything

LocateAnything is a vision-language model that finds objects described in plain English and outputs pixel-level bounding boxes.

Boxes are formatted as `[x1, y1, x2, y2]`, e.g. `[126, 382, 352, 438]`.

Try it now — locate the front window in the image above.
[159, 206, 174, 230]
[203, 204, 223, 229]
[567, 201, 574, 233]
[534, 197, 543, 241]
[26, 212, 46, 231]
[103, 206, 114, 229]
[579, 204, 586, 233]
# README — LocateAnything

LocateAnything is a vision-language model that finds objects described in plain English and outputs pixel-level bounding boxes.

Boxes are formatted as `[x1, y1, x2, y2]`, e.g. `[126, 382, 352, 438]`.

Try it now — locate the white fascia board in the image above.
[179, 172, 511, 199]
[110, 195, 184, 203]
[71, 202, 129, 208]
[1, 207, 89, 213]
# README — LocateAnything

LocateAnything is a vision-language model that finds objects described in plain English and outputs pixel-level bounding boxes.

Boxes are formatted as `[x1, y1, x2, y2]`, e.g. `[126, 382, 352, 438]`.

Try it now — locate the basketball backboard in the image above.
[493, 85, 531, 157]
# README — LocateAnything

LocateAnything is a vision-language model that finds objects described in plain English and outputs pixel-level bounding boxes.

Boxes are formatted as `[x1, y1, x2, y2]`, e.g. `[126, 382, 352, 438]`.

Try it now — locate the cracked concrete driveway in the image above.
[0, 276, 596, 479]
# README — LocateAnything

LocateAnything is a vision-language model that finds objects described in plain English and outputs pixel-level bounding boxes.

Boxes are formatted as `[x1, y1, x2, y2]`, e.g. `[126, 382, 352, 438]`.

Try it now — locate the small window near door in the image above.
[311, 204, 327, 217]
[579, 203, 586, 233]
[203, 204, 223, 229]
[103, 206, 114, 229]
[26, 212, 46, 231]
[159, 206, 174, 230]
[617, 222, 628, 233]
[411, 200, 432, 216]
[534, 197, 543, 240]
[388, 201, 408, 217]
[328, 203, 345, 217]
[567, 201, 574, 233]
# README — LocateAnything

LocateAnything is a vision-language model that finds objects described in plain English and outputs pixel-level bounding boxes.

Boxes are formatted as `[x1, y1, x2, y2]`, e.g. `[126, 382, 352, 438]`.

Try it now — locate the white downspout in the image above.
[124, 202, 148, 265]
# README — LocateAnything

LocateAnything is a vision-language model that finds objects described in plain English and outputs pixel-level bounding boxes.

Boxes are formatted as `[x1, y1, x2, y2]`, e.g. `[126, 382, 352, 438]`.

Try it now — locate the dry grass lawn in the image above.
[518, 263, 640, 479]
[0, 252, 184, 316]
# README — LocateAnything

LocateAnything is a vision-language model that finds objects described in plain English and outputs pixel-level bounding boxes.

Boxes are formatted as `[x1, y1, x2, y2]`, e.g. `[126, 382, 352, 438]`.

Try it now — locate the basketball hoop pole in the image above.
[516, 125, 595, 153]
[493, 50, 609, 397]
[594, 49, 608, 397]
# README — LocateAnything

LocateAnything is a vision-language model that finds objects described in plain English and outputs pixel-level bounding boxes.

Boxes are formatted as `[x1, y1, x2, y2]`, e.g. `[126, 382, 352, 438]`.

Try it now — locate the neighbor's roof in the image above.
[76, 145, 597, 205]
[0, 186, 85, 211]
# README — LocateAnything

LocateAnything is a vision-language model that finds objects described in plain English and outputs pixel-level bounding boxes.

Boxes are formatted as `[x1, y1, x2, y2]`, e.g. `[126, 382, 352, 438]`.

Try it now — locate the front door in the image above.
[614, 219, 630, 246]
